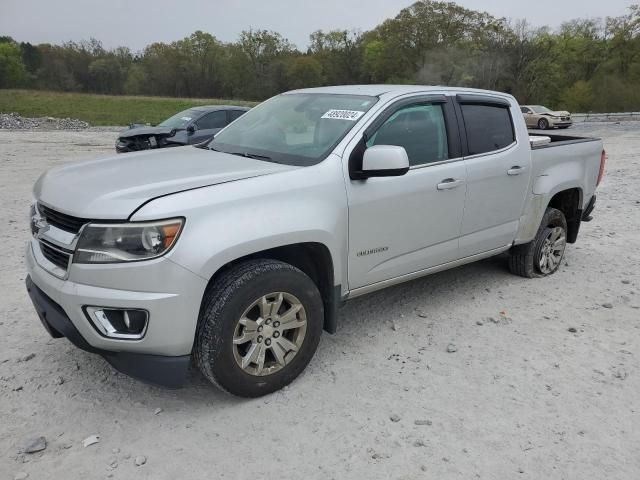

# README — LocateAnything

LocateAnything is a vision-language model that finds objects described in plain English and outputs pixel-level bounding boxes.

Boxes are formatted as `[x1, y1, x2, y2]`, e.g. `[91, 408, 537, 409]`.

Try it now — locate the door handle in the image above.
[437, 178, 464, 190]
[507, 166, 524, 176]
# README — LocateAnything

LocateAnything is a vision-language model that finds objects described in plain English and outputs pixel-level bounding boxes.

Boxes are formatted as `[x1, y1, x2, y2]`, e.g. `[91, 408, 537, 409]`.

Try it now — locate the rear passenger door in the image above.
[346, 96, 467, 290]
[456, 95, 531, 257]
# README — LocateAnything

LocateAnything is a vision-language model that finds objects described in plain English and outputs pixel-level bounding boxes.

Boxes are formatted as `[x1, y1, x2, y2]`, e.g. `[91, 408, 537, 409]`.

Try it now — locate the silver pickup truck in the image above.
[26, 85, 605, 397]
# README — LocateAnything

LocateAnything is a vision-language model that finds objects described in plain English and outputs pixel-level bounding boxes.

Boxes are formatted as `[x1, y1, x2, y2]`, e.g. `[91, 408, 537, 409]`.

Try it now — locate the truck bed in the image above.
[529, 133, 601, 150]
[528, 133, 603, 210]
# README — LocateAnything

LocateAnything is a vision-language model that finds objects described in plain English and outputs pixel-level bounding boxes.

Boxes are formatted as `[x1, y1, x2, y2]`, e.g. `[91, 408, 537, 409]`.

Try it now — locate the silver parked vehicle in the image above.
[26, 85, 605, 397]
[521, 105, 573, 130]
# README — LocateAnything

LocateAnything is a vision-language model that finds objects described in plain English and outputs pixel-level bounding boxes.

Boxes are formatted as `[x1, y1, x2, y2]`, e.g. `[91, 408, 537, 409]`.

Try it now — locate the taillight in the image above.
[597, 149, 606, 186]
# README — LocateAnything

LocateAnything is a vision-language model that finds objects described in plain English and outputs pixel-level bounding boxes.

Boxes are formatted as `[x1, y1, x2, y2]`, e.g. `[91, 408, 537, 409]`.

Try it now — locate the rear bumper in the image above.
[26, 276, 190, 388]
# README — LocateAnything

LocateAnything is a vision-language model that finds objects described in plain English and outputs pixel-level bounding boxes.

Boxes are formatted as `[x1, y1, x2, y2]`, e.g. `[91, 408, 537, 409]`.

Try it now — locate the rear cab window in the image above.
[458, 97, 515, 155]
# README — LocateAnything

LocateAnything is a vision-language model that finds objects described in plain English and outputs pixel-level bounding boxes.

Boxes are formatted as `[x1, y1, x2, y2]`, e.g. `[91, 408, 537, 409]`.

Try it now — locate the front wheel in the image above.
[509, 207, 567, 278]
[538, 118, 550, 130]
[195, 259, 323, 397]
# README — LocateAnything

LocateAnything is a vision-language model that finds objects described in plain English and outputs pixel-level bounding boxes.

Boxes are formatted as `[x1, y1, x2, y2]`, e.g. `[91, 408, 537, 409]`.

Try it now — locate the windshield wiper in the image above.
[240, 152, 272, 161]
[225, 151, 273, 161]
[209, 148, 279, 163]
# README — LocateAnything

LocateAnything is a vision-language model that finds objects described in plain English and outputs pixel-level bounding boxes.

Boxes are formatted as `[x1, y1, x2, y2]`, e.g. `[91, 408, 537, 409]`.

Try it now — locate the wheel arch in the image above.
[547, 187, 583, 243]
[203, 242, 341, 334]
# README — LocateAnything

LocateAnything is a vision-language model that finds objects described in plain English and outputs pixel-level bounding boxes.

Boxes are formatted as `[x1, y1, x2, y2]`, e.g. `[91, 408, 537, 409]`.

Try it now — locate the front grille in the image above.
[117, 137, 153, 152]
[40, 241, 72, 271]
[38, 203, 89, 234]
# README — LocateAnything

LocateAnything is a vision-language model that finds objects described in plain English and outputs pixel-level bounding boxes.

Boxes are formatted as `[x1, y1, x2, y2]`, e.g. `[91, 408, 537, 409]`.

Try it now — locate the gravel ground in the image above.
[0, 113, 90, 131]
[1, 123, 639, 479]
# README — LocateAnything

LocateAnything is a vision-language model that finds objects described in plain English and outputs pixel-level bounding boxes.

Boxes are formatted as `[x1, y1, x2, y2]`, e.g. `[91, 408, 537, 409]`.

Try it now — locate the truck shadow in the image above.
[55, 254, 514, 406]
[338, 254, 512, 323]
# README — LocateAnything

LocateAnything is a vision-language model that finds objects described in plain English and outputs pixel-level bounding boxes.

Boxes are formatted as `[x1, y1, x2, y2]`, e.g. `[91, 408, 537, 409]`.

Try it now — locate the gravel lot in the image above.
[1, 123, 639, 479]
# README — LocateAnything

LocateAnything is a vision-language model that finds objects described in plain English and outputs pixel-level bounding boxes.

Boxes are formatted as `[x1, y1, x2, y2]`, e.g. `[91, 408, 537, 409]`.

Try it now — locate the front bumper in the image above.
[549, 118, 573, 127]
[25, 239, 208, 387]
[115, 142, 134, 153]
[26, 277, 190, 387]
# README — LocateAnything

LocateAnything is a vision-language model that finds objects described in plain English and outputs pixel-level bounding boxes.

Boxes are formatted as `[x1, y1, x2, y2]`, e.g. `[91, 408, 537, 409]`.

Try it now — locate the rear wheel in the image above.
[538, 118, 550, 130]
[195, 259, 323, 397]
[509, 207, 567, 278]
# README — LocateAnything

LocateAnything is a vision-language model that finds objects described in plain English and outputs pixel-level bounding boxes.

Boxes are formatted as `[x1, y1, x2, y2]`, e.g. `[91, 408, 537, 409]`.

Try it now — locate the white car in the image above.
[521, 105, 573, 130]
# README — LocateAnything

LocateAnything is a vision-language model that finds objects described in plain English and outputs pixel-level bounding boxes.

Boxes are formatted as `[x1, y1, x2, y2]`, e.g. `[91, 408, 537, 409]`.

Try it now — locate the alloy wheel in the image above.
[232, 292, 307, 376]
[538, 226, 566, 274]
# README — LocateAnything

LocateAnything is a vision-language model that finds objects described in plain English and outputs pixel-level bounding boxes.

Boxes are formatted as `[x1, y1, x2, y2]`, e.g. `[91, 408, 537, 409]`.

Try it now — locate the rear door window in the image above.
[228, 110, 246, 122]
[460, 104, 515, 155]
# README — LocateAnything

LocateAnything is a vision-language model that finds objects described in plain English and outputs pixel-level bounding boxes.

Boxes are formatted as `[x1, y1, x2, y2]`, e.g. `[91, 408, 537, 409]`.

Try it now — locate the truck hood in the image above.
[34, 146, 297, 219]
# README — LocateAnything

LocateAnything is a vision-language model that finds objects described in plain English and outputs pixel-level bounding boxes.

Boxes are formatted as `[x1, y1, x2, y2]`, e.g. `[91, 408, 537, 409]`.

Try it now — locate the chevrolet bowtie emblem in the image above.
[33, 217, 49, 234]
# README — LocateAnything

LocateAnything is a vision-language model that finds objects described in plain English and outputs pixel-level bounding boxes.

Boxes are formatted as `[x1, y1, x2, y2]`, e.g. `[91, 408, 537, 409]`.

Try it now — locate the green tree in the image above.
[3, 1, 640, 113]
[563, 80, 595, 111]
[228, 29, 295, 99]
[19, 42, 42, 74]
[88, 57, 124, 93]
[124, 64, 148, 95]
[309, 30, 363, 84]
[286, 56, 323, 89]
[0, 42, 28, 88]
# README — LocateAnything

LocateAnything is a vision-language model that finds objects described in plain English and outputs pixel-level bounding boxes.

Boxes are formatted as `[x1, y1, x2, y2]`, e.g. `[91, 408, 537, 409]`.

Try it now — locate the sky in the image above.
[1, 0, 637, 51]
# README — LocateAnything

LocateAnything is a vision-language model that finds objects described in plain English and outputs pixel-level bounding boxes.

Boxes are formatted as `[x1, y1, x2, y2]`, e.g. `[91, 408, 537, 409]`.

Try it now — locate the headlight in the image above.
[74, 218, 184, 264]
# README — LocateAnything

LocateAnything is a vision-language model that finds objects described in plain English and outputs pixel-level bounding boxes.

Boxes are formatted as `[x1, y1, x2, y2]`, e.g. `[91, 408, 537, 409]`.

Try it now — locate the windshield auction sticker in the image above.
[321, 110, 365, 121]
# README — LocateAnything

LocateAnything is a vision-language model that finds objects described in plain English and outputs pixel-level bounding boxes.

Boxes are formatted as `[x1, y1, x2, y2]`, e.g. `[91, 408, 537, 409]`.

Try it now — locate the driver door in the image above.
[520, 107, 535, 128]
[345, 97, 467, 290]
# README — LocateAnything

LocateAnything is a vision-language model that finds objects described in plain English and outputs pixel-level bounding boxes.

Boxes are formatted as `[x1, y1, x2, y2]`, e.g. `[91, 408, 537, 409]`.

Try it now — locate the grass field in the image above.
[0, 90, 258, 126]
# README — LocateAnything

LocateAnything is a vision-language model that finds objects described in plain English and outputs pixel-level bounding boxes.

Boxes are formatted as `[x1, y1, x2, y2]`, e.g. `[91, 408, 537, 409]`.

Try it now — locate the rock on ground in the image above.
[23, 437, 46, 454]
[0, 112, 89, 131]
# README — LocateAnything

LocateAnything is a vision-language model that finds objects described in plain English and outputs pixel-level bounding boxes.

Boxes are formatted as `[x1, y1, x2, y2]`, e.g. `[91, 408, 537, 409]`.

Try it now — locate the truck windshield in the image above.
[209, 93, 377, 166]
[158, 108, 202, 129]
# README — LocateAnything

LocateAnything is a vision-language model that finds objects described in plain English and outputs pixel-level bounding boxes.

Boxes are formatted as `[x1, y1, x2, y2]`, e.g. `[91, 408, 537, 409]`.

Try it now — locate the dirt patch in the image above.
[1, 124, 639, 479]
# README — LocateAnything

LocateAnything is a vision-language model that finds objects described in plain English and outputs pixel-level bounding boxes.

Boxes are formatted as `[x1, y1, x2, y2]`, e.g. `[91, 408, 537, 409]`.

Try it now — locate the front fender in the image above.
[131, 155, 348, 290]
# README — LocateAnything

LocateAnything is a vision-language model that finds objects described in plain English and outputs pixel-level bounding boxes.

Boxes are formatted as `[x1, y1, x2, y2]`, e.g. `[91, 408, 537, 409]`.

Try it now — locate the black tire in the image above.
[194, 259, 323, 397]
[509, 207, 567, 278]
[538, 118, 549, 130]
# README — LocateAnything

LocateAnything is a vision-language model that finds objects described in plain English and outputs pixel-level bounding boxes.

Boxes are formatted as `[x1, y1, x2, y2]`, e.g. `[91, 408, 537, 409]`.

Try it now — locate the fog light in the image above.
[85, 307, 148, 340]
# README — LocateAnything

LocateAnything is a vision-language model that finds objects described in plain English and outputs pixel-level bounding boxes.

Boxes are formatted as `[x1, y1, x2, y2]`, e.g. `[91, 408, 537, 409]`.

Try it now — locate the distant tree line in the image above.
[1, 1, 639, 112]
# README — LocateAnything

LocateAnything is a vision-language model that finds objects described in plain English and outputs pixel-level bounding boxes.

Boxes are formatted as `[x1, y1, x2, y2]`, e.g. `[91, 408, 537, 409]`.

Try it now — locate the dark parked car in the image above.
[116, 105, 250, 153]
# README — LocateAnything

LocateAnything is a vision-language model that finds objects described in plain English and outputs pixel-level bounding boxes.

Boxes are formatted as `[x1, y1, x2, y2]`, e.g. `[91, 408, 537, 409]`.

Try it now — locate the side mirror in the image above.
[361, 145, 410, 178]
[187, 124, 196, 134]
